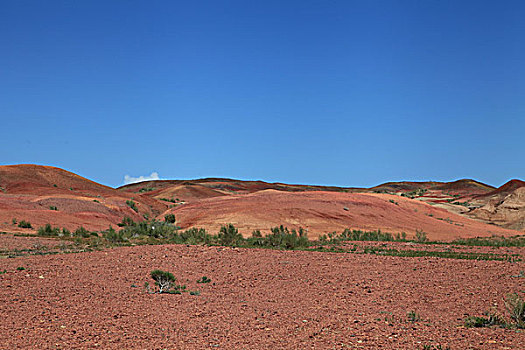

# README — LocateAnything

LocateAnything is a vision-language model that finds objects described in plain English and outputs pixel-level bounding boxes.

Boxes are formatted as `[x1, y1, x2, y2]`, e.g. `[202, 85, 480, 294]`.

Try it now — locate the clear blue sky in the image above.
[1, 0, 523, 188]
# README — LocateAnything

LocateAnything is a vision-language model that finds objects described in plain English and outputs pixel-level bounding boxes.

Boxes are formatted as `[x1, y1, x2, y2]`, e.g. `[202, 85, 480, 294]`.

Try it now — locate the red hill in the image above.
[0, 164, 166, 232]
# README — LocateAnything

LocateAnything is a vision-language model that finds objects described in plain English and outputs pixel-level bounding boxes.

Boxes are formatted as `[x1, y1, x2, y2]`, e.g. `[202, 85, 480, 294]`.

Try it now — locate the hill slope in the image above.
[468, 180, 525, 230]
[164, 189, 519, 240]
[0, 165, 166, 232]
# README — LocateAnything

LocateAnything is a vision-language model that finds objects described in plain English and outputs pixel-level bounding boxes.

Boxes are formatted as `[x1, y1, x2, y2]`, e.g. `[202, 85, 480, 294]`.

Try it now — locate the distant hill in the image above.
[0, 164, 166, 232]
[1, 164, 522, 238]
[370, 179, 495, 196]
[118, 178, 362, 204]
[468, 179, 525, 230]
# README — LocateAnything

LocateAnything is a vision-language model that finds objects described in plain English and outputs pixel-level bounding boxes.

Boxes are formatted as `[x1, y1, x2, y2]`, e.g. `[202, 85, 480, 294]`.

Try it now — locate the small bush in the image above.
[12, 218, 17, 225]
[159, 198, 177, 203]
[18, 220, 32, 228]
[407, 310, 420, 322]
[197, 276, 211, 283]
[452, 235, 525, 247]
[16, 266, 25, 271]
[164, 213, 176, 224]
[505, 293, 525, 328]
[251, 229, 262, 238]
[415, 229, 428, 242]
[464, 311, 504, 328]
[38, 224, 60, 236]
[177, 227, 213, 244]
[120, 220, 177, 239]
[150, 270, 175, 293]
[61, 228, 71, 237]
[245, 225, 309, 249]
[149, 270, 186, 294]
[189, 290, 200, 296]
[104, 226, 125, 243]
[139, 187, 155, 193]
[464, 316, 493, 328]
[118, 216, 135, 227]
[73, 226, 91, 238]
[49, 206, 58, 211]
[126, 200, 138, 212]
[218, 224, 243, 246]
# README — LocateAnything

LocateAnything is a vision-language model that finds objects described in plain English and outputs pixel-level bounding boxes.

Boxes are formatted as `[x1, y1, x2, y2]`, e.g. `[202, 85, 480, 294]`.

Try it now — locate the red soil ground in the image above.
[1, 243, 524, 349]
[167, 190, 520, 241]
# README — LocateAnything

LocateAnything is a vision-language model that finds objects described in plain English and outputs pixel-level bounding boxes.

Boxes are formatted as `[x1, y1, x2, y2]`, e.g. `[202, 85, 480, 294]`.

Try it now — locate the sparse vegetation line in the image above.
[2, 219, 516, 262]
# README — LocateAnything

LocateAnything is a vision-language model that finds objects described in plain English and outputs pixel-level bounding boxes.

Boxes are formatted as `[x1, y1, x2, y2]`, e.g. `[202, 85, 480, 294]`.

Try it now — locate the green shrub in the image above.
[452, 235, 525, 247]
[150, 270, 175, 293]
[337, 229, 394, 242]
[149, 270, 186, 294]
[464, 316, 493, 328]
[164, 213, 176, 223]
[120, 220, 177, 239]
[505, 293, 525, 328]
[267, 225, 308, 249]
[218, 224, 243, 246]
[73, 226, 91, 238]
[38, 224, 60, 236]
[407, 310, 420, 322]
[466, 294, 524, 329]
[415, 229, 428, 242]
[49, 206, 58, 211]
[247, 225, 309, 249]
[61, 228, 71, 237]
[159, 198, 177, 203]
[177, 227, 213, 244]
[16, 266, 25, 271]
[251, 230, 262, 238]
[104, 226, 125, 243]
[117, 216, 135, 227]
[197, 276, 211, 283]
[138, 187, 155, 193]
[126, 200, 138, 212]
[18, 220, 32, 228]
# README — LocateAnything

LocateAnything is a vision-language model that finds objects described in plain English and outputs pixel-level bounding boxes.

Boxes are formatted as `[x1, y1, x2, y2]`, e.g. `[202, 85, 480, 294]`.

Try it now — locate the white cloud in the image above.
[123, 172, 160, 185]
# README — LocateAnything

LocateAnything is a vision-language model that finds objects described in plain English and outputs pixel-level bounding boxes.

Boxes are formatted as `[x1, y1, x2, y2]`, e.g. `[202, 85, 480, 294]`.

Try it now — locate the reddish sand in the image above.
[1, 243, 524, 349]
[167, 190, 521, 241]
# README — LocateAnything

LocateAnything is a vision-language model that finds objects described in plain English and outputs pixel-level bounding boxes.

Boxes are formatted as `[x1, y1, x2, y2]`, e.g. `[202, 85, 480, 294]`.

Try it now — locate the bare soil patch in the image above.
[1, 243, 524, 349]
